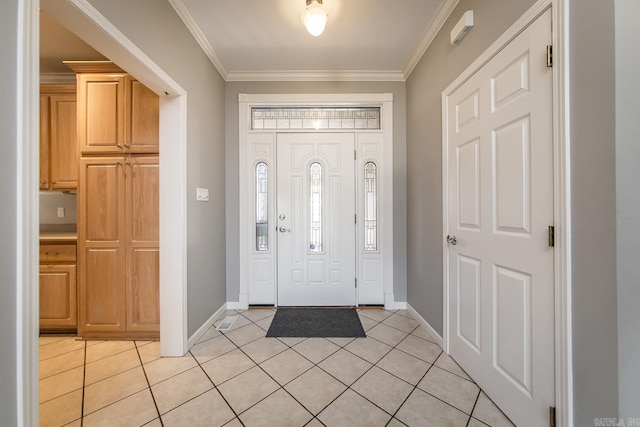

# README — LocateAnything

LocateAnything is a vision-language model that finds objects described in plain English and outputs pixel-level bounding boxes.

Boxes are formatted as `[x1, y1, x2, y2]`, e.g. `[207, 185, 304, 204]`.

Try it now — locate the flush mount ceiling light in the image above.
[303, 0, 328, 36]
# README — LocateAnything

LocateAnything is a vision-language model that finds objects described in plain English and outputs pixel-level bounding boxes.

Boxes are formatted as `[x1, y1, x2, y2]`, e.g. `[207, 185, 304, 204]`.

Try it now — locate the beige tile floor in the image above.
[39, 308, 515, 427]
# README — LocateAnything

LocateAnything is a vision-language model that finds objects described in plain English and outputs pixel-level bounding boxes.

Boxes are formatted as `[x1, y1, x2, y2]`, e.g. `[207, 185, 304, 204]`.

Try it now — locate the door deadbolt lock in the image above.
[279, 214, 286, 220]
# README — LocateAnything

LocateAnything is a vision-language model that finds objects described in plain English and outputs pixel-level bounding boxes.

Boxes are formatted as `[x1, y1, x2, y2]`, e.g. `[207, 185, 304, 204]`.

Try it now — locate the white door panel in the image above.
[446, 9, 554, 427]
[277, 133, 356, 306]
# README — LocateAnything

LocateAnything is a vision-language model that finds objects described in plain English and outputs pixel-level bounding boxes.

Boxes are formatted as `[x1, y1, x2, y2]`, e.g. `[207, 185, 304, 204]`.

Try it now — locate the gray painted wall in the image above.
[615, 0, 640, 419]
[407, 0, 621, 422]
[569, 0, 619, 423]
[405, 0, 536, 334]
[1, 2, 19, 424]
[225, 81, 407, 303]
[86, 0, 227, 336]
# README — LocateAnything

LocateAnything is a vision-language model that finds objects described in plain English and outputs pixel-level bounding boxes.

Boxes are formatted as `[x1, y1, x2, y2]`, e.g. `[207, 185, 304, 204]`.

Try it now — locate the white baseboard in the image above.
[407, 303, 444, 347]
[187, 303, 227, 349]
[226, 301, 246, 310]
[226, 294, 249, 310]
[384, 293, 407, 310]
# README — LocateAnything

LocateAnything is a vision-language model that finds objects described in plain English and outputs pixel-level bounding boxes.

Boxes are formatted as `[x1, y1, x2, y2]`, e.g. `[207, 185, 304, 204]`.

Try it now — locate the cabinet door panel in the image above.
[78, 157, 126, 334]
[40, 95, 50, 190]
[127, 248, 159, 331]
[125, 78, 159, 153]
[82, 248, 125, 331]
[83, 160, 124, 241]
[78, 74, 125, 154]
[40, 264, 77, 329]
[126, 157, 159, 332]
[50, 94, 78, 189]
[129, 159, 159, 242]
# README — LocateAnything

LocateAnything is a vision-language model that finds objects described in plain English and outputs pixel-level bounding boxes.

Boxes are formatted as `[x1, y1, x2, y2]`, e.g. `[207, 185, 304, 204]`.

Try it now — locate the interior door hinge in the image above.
[548, 226, 555, 247]
[355, 278, 358, 289]
[355, 214, 357, 224]
[354, 150, 357, 160]
[550, 406, 557, 427]
[546, 45, 553, 67]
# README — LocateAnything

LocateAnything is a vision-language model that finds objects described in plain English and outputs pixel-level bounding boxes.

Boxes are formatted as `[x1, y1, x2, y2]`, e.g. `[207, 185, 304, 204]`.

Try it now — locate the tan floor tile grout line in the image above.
[466, 391, 483, 427]
[342, 317, 484, 424]
[187, 341, 247, 427]
[385, 328, 483, 420]
[219, 316, 361, 425]
[135, 341, 164, 427]
[80, 340, 86, 427]
[386, 359, 434, 426]
[217, 326, 313, 425]
[42, 309, 504, 426]
[235, 312, 402, 425]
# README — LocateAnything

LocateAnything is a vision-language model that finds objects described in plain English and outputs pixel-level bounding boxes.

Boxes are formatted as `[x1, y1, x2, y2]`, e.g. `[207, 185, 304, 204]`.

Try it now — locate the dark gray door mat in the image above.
[265, 308, 366, 338]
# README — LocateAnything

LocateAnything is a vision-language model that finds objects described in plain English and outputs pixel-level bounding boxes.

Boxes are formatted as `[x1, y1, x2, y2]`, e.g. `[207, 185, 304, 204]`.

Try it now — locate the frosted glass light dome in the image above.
[303, 0, 328, 36]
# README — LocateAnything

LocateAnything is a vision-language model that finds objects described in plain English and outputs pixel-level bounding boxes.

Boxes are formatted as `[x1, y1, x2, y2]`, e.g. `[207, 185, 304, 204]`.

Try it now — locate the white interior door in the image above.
[277, 133, 356, 306]
[445, 9, 554, 427]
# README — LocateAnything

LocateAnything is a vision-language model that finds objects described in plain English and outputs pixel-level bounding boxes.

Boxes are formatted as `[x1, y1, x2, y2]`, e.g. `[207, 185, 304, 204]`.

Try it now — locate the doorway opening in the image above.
[237, 94, 395, 309]
[38, 0, 189, 352]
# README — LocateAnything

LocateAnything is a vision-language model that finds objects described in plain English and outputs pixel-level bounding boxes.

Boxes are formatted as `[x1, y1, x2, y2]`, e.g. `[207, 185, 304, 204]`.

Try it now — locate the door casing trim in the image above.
[237, 93, 394, 309]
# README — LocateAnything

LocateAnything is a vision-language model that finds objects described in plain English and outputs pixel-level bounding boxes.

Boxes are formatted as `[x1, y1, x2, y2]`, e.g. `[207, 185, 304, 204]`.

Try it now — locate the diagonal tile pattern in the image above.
[39, 308, 514, 426]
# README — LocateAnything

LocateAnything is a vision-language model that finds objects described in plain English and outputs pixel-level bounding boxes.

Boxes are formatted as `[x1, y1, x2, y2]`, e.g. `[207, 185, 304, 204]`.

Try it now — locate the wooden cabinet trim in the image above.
[40, 244, 76, 263]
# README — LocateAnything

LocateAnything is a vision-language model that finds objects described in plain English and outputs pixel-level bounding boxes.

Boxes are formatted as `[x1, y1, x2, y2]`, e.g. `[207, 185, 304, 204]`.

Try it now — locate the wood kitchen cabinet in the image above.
[71, 61, 160, 339]
[67, 61, 159, 155]
[39, 242, 77, 331]
[77, 155, 159, 339]
[39, 85, 77, 190]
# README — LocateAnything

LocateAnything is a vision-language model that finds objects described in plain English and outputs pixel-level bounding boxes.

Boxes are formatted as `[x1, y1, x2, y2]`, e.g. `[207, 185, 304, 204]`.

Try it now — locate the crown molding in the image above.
[169, 0, 458, 82]
[227, 70, 405, 82]
[403, 0, 460, 79]
[167, 0, 229, 80]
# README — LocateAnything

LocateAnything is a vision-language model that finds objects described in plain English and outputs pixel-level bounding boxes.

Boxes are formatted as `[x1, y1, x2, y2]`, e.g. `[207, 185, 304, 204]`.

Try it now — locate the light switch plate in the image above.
[196, 187, 209, 202]
[57, 207, 65, 218]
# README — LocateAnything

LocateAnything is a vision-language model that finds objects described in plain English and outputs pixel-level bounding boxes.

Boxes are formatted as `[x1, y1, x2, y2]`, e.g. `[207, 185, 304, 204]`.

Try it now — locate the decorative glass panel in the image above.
[255, 162, 268, 251]
[364, 162, 378, 251]
[309, 162, 323, 252]
[251, 107, 380, 130]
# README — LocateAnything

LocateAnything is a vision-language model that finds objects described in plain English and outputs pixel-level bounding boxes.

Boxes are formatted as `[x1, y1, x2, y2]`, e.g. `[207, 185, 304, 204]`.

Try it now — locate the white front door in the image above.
[277, 133, 356, 306]
[445, 9, 554, 427]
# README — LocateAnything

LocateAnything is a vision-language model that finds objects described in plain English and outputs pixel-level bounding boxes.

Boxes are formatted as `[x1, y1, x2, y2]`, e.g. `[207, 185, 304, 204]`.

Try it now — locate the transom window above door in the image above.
[251, 107, 380, 130]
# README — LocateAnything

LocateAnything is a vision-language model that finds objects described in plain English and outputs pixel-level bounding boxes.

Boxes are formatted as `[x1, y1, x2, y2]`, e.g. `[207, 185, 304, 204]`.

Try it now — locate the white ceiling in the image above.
[40, 0, 458, 81]
[172, 0, 456, 80]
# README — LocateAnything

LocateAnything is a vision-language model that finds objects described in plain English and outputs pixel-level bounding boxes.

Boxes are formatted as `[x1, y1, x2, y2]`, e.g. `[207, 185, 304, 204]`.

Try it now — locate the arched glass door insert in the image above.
[364, 162, 378, 251]
[309, 162, 323, 252]
[255, 162, 269, 251]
